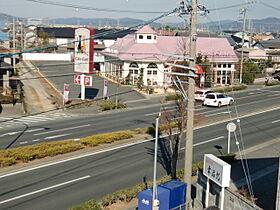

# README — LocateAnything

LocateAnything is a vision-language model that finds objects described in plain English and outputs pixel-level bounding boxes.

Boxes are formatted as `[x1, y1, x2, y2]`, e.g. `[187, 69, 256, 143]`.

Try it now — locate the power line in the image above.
[0, 8, 176, 58]
[259, 1, 280, 12]
[26, 0, 166, 14]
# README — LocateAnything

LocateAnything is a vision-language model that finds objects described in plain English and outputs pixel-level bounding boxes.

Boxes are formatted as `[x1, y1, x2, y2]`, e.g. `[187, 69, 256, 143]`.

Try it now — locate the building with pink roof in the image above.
[101, 25, 239, 87]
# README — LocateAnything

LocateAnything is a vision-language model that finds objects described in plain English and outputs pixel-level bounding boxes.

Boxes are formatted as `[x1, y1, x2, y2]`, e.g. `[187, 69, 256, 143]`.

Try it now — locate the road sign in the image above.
[74, 75, 81, 84]
[227, 122, 236, 132]
[63, 84, 70, 103]
[84, 75, 92, 86]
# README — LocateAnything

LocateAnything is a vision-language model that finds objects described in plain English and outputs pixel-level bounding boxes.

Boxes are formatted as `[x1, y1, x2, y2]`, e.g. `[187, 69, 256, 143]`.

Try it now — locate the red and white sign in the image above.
[74, 75, 81, 84]
[74, 27, 95, 74]
[63, 84, 70, 103]
[84, 76, 92, 86]
[74, 74, 92, 86]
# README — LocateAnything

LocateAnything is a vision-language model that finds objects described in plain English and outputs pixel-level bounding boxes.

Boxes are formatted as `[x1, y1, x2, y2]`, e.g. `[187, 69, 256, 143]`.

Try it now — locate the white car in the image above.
[203, 93, 234, 107]
[195, 90, 215, 102]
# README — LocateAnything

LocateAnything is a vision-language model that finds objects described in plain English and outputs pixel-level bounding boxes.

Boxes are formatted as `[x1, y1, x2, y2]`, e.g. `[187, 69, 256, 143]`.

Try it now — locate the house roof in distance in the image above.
[37, 27, 136, 40]
[103, 25, 238, 63]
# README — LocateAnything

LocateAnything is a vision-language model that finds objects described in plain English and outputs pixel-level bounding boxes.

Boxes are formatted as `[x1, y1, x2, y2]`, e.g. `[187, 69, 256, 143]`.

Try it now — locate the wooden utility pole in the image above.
[184, 0, 197, 209]
[240, 7, 247, 84]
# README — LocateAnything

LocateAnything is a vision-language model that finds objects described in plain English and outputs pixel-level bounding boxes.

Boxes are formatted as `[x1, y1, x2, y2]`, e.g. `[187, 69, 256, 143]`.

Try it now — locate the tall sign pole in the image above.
[184, 0, 197, 209]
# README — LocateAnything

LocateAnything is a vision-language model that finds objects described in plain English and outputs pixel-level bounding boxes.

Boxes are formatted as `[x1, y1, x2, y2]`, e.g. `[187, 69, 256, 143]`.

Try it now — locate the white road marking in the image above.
[206, 111, 232, 117]
[272, 119, 280, 124]
[0, 175, 91, 205]
[34, 124, 91, 136]
[26, 128, 46, 133]
[181, 136, 225, 150]
[32, 139, 41, 142]
[0, 132, 19, 137]
[145, 112, 159, 116]
[19, 141, 28, 145]
[44, 133, 71, 140]
[1, 107, 280, 179]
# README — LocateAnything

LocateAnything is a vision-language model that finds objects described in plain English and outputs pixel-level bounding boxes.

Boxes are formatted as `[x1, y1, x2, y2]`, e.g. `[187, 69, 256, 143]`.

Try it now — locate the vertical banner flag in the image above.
[63, 84, 70, 103]
[103, 79, 108, 99]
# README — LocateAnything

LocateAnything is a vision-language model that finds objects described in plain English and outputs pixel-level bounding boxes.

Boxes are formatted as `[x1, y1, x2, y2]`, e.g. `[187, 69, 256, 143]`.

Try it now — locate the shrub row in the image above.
[69, 164, 204, 209]
[212, 84, 247, 93]
[98, 101, 127, 111]
[266, 81, 280, 86]
[165, 94, 180, 101]
[0, 140, 83, 167]
[80, 130, 134, 147]
[0, 130, 135, 168]
[70, 154, 236, 209]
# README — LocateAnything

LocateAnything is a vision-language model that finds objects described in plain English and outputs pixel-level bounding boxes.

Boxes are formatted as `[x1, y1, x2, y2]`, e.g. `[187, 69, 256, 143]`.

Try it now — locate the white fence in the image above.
[22, 53, 72, 61]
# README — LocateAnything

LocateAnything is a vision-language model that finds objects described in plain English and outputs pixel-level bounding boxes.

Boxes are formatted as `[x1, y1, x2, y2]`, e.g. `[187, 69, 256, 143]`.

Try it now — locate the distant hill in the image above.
[0, 12, 279, 32]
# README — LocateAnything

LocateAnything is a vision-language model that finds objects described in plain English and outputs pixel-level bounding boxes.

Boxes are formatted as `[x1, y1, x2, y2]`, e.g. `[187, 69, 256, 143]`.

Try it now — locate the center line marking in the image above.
[34, 124, 91, 136]
[180, 136, 225, 150]
[44, 133, 71, 140]
[0, 175, 90, 205]
[272, 119, 280, 124]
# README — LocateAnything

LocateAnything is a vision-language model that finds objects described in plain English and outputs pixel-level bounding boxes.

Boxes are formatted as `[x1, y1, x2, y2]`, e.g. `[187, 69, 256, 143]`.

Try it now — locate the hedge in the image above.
[80, 130, 134, 147]
[266, 81, 280, 86]
[212, 84, 247, 93]
[70, 164, 205, 209]
[0, 140, 84, 165]
[98, 101, 127, 111]
[0, 130, 135, 168]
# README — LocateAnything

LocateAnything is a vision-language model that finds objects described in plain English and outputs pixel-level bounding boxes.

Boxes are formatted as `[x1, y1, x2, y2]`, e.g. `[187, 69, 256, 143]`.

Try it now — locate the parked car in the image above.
[203, 93, 234, 107]
[195, 90, 215, 102]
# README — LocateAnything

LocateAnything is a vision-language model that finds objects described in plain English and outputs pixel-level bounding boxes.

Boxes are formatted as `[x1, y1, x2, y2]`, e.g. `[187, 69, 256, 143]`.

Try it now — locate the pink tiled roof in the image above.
[103, 30, 238, 62]
[135, 25, 157, 34]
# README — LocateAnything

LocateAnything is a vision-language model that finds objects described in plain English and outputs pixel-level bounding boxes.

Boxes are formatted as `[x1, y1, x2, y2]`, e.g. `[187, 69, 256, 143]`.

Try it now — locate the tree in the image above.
[160, 92, 187, 180]
[37, 29, 54, 53]
[136, 68, 144, 90]
[241, 60, 259, 84]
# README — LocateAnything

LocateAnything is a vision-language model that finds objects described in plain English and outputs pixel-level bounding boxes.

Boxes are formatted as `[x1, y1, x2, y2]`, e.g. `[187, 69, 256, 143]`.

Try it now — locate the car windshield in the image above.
[195, 91, 204, 95]
[206, 94, 215, 99]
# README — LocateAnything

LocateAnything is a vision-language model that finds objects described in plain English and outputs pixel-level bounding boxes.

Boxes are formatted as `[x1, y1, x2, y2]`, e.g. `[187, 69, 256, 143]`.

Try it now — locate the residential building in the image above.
[101, 25, 239, 87]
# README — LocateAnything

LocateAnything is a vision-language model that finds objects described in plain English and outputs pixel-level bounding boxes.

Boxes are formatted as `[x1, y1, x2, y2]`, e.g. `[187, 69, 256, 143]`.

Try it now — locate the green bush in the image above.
[69, 200, 102, 210]
[165, 94, 180, 101]
[266, 81, 280, 86]
[192, 161, 204, 176]
[0, 140, 83, 167]
[99, 101, 127, 111]
[0, 157, 16, 167]
[218, 153, 236, 164]
[80, 130, 134, 147]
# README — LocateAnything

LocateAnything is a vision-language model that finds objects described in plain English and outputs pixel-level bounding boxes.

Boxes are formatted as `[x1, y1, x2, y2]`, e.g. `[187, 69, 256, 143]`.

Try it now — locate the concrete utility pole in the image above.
[239, 7, 247, 84]
[184, 0, 197, 209]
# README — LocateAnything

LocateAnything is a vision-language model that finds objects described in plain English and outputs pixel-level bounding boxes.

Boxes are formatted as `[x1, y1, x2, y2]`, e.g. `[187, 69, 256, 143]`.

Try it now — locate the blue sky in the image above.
[1, 0, 279, 23]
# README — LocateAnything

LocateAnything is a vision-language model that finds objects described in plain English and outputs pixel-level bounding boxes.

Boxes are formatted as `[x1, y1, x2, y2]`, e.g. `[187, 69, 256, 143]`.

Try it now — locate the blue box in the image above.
[160, 180, 187, 209]
[138, 186, 170, 210]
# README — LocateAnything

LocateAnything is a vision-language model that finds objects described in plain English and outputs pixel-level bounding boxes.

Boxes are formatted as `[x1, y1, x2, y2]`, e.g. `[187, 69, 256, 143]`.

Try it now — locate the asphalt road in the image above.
[0, 85, 279, 149]
[0, 108, 279, 209]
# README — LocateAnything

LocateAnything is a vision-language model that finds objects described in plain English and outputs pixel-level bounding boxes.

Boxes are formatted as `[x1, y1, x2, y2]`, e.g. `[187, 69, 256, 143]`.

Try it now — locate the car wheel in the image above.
[218, 102, 222, 108]
[229, 100, 233, 106]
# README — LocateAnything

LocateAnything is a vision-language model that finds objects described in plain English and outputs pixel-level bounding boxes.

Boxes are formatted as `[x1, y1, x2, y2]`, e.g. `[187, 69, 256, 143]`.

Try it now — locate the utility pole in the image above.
[239, 7, 247, 84]
[184, 0, 197, 209]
